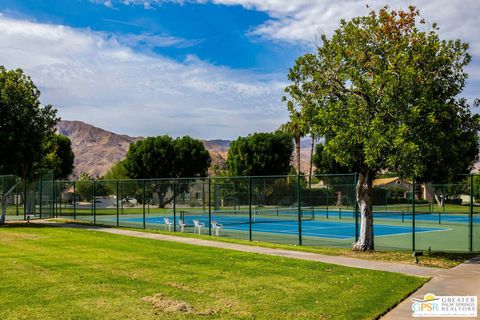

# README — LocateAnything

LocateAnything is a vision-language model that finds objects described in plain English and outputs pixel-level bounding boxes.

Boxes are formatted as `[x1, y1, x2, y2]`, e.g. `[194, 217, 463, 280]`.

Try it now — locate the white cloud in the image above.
[0, 16, 287, 139]
[117, 32, 203, 48]
[101, 0, 480, 53]
[100, 0, 479, 100]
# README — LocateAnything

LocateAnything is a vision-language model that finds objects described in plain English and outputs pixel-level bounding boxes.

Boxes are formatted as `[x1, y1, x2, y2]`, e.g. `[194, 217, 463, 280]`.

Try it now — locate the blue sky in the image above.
[0, 0, 300, 71]
[0, 0, 479, 139]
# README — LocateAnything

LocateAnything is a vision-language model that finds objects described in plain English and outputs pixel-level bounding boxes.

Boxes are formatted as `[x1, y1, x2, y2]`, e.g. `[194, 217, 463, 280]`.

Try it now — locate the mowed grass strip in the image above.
[0, 225, 424, 319]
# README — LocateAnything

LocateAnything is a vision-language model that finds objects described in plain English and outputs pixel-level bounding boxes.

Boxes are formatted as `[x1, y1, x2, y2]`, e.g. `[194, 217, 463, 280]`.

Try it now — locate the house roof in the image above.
[373, 177, 412, 187]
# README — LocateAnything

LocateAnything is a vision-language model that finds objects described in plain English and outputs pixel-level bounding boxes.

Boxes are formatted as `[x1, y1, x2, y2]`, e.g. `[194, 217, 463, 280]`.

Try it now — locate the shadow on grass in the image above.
[426, 251, 478, 263]
[1, 222, 54, 228]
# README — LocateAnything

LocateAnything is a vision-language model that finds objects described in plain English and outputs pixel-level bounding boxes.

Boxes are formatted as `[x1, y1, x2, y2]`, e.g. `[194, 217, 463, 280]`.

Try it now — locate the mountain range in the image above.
[56, 120, 314, 178]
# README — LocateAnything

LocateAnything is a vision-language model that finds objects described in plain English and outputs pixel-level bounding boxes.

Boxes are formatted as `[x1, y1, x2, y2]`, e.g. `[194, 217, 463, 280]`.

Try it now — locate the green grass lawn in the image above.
[0, 225, 425, 319]
[115, 226, 477, 269]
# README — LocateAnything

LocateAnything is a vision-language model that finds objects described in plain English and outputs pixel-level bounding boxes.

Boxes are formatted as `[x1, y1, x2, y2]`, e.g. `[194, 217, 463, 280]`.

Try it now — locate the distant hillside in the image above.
[56, 120, 232, 178]
[56, 120, 142, 178]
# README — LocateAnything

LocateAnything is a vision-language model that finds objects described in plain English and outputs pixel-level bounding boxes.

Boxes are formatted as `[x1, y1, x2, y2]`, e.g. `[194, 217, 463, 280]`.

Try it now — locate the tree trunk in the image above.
[295, 136, 301, 175]
[352, 170, 374, 251]
[1, 182, 19, 224]
[309, 135, 315, 188]
[1, 195, 8, 224]
[336, 191, 344, 206]
[434, 191, 444, 208]
[158, 194, 174, 208]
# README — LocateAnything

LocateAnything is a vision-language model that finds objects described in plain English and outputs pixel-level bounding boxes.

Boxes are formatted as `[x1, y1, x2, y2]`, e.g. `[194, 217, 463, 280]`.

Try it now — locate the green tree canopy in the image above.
[75, 173, 94, 201]
[285, 6, 479, 250]
[44, 134, 75, 180]
[102, 161, 129, 180]
[226, 132, 293, 176]
[124, 135, 210, 179]
[313, 143, 352, 175]
[123, 135, 210, 207]
[0, 67, 58, 180]
[313, 142, 354, 206]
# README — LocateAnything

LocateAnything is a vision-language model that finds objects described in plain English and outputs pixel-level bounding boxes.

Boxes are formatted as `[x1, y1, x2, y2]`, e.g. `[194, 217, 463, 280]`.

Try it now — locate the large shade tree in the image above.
[0, 67, 59, 224]
[226, 131, 293, 176]
[313, 142, 353, 206]
[43, 134, 75, 180]
[0, 67, 58, 179]
[124, 135, 211, 207]
[226, 131, 294, 207]
[285, 6, 479, 250]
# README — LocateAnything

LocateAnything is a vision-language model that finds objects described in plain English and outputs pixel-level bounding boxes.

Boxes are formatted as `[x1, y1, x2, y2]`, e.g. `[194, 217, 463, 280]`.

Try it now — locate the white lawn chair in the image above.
[178, 219, 188, 232]
[164, 217, 173, 231]
[193, 219, 205, 234]
[211, 221, 224, 236]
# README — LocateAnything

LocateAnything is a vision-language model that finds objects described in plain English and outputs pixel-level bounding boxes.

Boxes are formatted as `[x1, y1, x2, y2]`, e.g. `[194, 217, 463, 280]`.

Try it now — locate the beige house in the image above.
[373, 177, 429, 201]
[373, 177, 412, 191]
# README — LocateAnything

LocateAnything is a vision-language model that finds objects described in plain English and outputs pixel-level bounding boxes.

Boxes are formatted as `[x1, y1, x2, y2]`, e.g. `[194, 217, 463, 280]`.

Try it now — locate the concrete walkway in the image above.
[382, 255, 480, 319]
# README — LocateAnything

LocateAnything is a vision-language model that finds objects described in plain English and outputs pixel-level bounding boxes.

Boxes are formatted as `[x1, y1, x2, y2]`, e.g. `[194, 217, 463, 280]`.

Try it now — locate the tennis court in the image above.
[4, 173, 479, 252]
[118, 208, 448, 240]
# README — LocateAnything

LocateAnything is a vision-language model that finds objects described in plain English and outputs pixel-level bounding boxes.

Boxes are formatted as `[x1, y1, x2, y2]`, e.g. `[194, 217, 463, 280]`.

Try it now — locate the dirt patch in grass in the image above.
[142, 294, 195, 314]
[0, 231, 45, 243]
[164, 283, 238, 314]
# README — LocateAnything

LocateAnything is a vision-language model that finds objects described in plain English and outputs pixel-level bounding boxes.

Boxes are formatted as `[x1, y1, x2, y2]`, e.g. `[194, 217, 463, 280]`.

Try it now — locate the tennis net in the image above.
[179, 206, 314, 226]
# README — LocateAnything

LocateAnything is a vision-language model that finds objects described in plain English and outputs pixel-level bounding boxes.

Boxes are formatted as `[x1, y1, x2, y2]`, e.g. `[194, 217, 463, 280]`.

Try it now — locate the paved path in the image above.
[382, 255, 480, 319]
[27, 220, 441, 277]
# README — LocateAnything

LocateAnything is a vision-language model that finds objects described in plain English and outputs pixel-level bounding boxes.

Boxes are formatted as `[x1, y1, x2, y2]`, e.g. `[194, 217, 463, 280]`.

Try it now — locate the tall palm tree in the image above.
[281, 101, 306, 175]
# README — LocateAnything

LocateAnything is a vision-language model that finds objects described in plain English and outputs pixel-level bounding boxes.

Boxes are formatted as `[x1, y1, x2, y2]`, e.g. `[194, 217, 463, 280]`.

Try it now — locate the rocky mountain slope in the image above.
[56, 120, 142, 178]
[56, 121, 235, 177]
[56, 120, 314, 178]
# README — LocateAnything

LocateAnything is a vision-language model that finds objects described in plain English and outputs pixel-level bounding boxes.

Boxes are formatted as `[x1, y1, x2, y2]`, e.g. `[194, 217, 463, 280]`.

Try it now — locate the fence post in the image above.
[93, 180, 96, 224]
[412, 178, 416, 252]
[52, 179, 56, 218]
[469, 174, 473, 252]
[59, 182, 63, 217]
[39, 176, 43, 219]
[23, 180, 27, 220]
[297, 175, 302, 246]
[249, 176, 252, 241]
[173, 180, 176, 232]
[354, 173, 359, 242]
[143, 179, 146, 229]
[208, 177, 212, 236]
[116, 180, 119, 227]
[202, 182, 206, 212]
[73, 181, 76, 220]
[58, 182, 62, 217]
[16, 184, 19, 216]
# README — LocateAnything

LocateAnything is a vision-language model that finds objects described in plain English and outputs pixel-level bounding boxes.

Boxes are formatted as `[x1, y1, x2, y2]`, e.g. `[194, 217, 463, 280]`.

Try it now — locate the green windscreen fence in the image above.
[302, 174, 357, 247]
[4, 173, 480, 253]
[415, 177, 470, 252]
[371, 178, 413, 251]
[1, 175, 18, 221]
[475, 176, 480, 252]
[1, 172, 54, 221]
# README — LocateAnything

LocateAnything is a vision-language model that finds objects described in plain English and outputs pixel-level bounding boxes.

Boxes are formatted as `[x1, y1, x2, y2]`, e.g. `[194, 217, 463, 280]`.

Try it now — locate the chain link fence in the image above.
[4, 173, 480, 252]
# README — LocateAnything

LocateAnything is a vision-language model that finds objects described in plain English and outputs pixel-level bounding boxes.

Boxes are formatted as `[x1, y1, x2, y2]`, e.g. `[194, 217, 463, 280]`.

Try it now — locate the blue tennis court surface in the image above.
[121, 214, 447, 240]
[314, 210, 480, 224]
